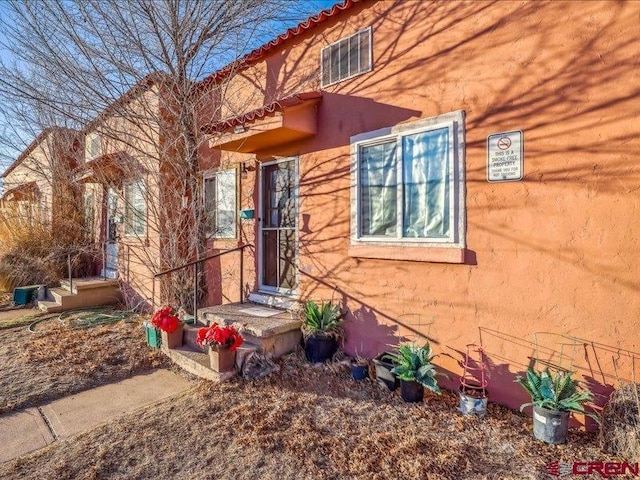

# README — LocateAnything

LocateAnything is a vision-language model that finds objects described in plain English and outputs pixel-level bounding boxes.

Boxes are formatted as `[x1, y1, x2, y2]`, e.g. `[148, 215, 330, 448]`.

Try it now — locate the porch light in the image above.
[233, 124, 246, 134]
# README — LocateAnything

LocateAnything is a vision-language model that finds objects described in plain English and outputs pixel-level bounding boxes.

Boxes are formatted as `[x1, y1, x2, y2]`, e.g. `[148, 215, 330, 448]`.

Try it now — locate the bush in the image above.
[600, 383, 640, 462]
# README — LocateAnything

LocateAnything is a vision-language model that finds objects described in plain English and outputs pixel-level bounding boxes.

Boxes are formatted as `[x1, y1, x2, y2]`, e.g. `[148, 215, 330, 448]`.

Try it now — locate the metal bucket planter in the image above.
[458, 386, 488, 417]
[400, 380, 424, 403]
[533, 406, 569, 444]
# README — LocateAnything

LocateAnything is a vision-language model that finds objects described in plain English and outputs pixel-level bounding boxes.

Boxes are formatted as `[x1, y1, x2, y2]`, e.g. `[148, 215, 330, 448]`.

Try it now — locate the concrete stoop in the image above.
[160, 301, 301, 381]
[37, 277, 121, 313]
[198, 302, 302, 358]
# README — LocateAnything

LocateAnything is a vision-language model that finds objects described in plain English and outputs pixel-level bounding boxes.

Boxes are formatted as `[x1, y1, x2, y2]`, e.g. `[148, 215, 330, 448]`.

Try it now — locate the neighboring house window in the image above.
[204, 169, 237, 239]
[84, 192, 94, 236]
[124, 181, 146, 236]
[321, 27, 371, 87]
[351, 111, 466, 249]
[89, 135, 100, 158]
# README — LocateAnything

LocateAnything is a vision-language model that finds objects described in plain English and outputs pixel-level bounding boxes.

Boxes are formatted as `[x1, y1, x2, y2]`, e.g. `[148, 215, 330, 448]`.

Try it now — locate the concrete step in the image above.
[198, 302, 301, 358]
[37, 278, 121, 313]
[60, 277, 120, 295]
[37, 300, 64, 313]
[183, 323, 207, 352]
[248, 292, 299, 310]
[160, 345, 235, 382]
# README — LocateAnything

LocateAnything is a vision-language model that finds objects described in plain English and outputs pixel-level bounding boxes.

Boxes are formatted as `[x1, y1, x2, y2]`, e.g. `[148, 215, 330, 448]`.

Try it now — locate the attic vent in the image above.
[321, 26, 371, 87]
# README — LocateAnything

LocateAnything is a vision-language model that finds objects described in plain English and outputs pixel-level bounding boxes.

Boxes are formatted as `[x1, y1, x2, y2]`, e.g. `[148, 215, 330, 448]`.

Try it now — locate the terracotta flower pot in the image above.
[209, 345, 236, 372]
[161, 322, 184, 349]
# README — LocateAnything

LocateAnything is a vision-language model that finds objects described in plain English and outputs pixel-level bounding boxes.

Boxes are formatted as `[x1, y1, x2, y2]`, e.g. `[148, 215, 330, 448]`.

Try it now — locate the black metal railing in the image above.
[152, 244, 251, 322]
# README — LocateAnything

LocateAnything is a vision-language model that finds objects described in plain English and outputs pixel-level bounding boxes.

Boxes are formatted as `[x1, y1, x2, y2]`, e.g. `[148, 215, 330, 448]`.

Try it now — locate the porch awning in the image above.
[77, 152, 145, 184]
[204, 91, 322, 153]
[0, 181, 39, 202]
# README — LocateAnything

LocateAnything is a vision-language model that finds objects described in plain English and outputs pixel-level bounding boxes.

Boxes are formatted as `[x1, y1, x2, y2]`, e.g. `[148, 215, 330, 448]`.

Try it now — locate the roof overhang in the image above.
[0, 181, 39, 202]
[204, 92, 322, 153]
[77, 152, 144, 184]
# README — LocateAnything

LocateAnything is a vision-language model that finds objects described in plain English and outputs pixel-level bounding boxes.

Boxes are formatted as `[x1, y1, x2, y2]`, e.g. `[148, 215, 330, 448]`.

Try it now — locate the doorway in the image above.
[258, 158, 298, 295]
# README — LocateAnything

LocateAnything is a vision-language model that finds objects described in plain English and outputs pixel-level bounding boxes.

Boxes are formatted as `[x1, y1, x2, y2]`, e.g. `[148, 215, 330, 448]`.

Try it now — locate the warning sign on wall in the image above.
[487, 130, 523, 182]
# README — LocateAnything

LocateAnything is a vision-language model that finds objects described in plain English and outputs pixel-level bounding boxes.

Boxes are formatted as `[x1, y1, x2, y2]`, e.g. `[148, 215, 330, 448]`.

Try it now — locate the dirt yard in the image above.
[0, 309, 169, 413]
[0, 315, 619, 480]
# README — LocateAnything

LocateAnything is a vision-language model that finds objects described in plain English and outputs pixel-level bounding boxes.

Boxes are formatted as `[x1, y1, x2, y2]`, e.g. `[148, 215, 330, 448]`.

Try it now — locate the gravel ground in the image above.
[0, 332, 618, 480]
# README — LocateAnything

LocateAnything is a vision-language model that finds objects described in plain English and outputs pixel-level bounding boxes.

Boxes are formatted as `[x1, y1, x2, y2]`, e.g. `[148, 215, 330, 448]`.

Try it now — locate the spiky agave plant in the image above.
[384, 342, 443, 393]
[301, 299, 343, 339]
[515, 367, 599, 422]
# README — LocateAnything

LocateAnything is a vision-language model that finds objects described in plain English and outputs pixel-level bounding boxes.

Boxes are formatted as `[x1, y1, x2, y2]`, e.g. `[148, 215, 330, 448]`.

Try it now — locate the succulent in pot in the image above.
[301, 299, 343, 363]
[384, 341, 443, 402]
[515, 367, 598, 444]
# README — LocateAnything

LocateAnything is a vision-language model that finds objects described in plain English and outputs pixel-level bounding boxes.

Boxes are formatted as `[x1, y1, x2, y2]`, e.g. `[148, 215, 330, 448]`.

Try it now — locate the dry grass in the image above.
[0, 311, 169, 413]
[0, 343, 619, 480]
[600, 382, 640, 463]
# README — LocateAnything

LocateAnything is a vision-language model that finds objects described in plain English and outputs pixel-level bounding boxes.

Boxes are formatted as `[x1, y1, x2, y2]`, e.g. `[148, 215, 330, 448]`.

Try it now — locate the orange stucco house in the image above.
[196, 0, 640, 414]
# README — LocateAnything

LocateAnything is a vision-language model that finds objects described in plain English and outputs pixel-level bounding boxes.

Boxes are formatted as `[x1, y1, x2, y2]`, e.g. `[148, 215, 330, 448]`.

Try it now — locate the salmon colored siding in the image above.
[200, 0, 640, 420]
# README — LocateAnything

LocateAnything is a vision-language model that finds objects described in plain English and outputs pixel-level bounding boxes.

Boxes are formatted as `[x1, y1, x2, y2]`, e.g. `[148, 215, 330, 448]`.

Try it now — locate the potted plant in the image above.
[350, 354, 369, 381]
[516, 367, 598, 444]
[196, 323, 243, 372]
[151, 305, 183, 349]
[373, 352, 398, 391]
[385, 342, 442, 403]
[301, 299, 343, 363]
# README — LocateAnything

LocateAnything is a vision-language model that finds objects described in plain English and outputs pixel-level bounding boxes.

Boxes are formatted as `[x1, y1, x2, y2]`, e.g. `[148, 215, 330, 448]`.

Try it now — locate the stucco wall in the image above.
[203, 0, 640, 417]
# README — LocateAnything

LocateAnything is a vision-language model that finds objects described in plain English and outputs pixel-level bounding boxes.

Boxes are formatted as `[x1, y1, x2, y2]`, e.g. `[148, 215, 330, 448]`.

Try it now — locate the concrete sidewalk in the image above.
[0, 369, 191, 463]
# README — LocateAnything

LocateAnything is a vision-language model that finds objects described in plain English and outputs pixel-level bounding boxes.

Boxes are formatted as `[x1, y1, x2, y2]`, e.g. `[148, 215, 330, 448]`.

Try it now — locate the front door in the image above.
[103, 187, 119, 279]
[259, 158, 298, 294]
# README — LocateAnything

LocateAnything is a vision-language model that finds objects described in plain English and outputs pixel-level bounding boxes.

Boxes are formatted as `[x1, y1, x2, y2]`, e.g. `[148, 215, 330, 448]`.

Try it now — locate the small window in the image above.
[321, 27, 371, 87]
[88, 135, 100, 158]
[124, 181, 146, 236]
[84, 192, 94, 236]
[204, 169, 237, 239]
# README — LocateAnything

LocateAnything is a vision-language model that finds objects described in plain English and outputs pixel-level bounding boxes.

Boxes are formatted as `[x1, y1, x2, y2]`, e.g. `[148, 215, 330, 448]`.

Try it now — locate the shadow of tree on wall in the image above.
[196, 0, 640, 413]
[479, 326, 640, 415]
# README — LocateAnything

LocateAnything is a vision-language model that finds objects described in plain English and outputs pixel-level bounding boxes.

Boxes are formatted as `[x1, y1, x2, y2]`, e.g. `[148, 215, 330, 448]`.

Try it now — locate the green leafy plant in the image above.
[515, 367, 599, 422]
[384, 342, 442, 393]
[301, 299, 343, 339]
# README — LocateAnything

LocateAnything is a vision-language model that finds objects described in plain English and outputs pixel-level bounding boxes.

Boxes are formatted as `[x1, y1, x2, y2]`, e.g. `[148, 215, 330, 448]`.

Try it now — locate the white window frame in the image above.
[123, 180, 146, 237]
[320, 26, 372, 88]
[350, 110, 466, 249]
[203, 168, 237, 240]
[88, 134, 100, 159]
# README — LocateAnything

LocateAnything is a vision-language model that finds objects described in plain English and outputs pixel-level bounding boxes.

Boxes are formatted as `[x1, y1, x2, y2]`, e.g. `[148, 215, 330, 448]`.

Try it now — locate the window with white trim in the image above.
[204, 169, 237, 239]
[351, 111, 465, 247]
[88, 135, 100, 158]
[124, 180, 146, 236]
[321, 27, 371, 87]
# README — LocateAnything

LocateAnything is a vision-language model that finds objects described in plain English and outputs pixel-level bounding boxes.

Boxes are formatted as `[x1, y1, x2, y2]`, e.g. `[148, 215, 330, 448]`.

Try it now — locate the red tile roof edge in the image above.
[204, 91, 322, 134]
[199, 0, 363, 89]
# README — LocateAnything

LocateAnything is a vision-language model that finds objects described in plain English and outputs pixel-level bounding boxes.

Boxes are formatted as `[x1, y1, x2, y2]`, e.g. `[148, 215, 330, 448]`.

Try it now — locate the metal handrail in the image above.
[153, 244, 249, 278]
[152, 243, 251, 322]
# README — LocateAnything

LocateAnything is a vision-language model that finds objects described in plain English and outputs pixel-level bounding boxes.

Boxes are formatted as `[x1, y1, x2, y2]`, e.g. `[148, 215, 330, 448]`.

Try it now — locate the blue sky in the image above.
[0, 0, 337, 171]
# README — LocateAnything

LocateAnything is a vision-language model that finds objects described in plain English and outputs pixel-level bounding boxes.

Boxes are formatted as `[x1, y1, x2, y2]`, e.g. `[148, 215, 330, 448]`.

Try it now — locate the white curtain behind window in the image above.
[360, 141, 397, 237]
[403, 128, 449, 238]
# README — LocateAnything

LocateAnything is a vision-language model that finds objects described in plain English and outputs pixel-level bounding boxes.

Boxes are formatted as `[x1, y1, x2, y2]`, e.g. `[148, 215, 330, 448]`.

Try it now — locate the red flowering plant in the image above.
[196, 323, 244, 352]
[151, 305, 181, 333]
